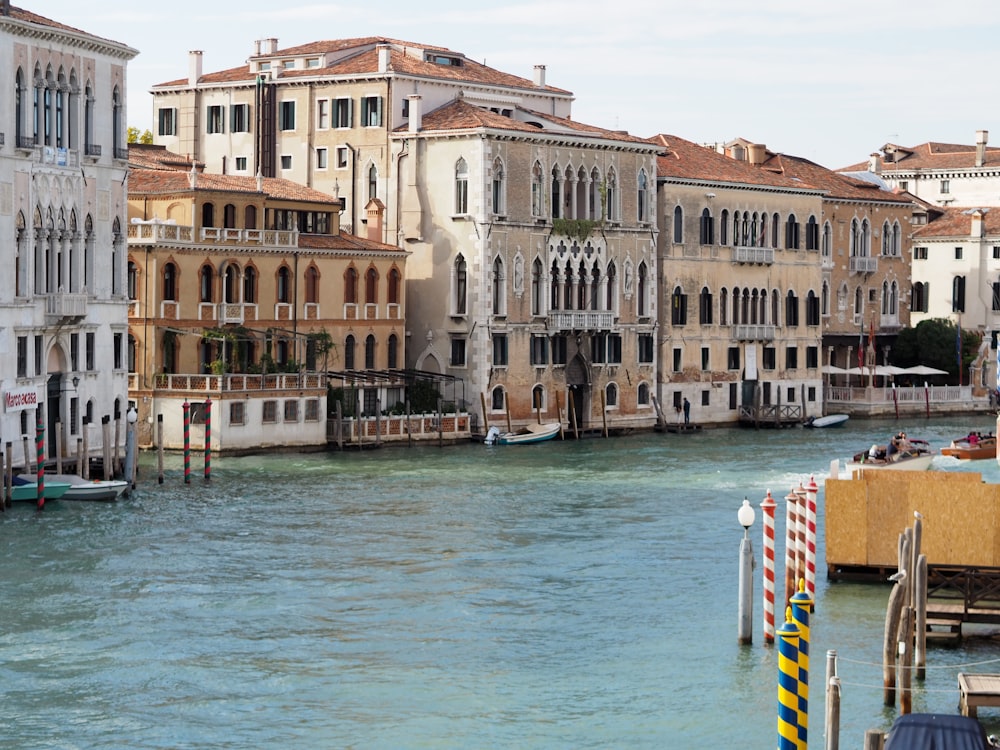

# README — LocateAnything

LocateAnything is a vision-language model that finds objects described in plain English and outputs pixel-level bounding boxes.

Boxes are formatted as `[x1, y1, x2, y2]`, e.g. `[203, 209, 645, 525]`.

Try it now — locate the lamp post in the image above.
[123, 405, 138, 492]
[738, 497, 757, 644]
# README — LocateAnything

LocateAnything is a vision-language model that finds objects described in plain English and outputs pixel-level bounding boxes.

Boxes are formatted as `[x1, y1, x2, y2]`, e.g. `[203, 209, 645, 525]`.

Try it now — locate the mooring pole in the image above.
[737, 498, 756, 644]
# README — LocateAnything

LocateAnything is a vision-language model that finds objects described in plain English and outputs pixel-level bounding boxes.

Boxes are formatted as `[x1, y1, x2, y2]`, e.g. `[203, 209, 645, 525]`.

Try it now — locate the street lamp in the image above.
[72, 375, 80, 391]
[738, 497, 756, 644]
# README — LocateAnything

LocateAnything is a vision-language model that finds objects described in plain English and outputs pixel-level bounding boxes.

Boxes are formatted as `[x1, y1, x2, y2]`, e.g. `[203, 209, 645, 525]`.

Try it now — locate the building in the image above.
[651, 135, 827, 425]
[148, 38, 570, 239]
[126, 144, 407, 452]
[393, 97, 662, 431]
[0, 3, 136, 470]
[846, 130, 1000, 208]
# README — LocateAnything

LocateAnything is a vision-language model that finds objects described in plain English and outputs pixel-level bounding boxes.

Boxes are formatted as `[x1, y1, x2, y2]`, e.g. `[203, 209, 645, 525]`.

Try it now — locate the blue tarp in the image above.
[884, 714, 991, 750]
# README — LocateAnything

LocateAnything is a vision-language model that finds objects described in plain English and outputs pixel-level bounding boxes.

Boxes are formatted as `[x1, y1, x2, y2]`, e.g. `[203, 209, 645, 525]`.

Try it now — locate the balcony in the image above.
[114, 146, 129, 160]
[44, 292, 87, 321]
[850, 256, 878, 274]
[84, 143, 101, 157]
[217, 303, 253, 324]
[732, 324, 775, 341]
[734, 246, 774, 265]
[16, 135, 36, 151]
[547, 310, 615, 331]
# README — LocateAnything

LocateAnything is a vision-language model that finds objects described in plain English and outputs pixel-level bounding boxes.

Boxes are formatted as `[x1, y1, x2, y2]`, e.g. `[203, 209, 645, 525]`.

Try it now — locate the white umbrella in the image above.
[902, 364, 949, 375]
[822, 364, 848, 374]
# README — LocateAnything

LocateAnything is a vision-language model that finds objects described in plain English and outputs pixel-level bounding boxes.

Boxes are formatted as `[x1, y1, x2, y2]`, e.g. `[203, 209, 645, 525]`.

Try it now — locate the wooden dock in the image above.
[959, 672, 1000, 717]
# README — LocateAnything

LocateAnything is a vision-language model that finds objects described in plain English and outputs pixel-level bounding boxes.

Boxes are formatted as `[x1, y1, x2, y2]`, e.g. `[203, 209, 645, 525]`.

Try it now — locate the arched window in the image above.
[637, 262, 649, 317]
[720, 209, 729, 245]
[606, 261, 617, 311]
[367, 164, 378, 201]
[243, 266, 256, 303]
[344, 267, 358, 304]
[720, 287, 728, 326]
[912, 282, 928, 313]
[952, 276, 966, 313]
[245, 205, 257, 229]
[672, 205, 683, 243]
[589, 167, 601, 220]
[344, 334, 356, 370]
[806, 216, 819, 250]
[638, 382, 650, 406]
[387, 267, 401, 305]
[606, 168, 618, 222]
[127, 260, 138, 300]
[387, 334, 399, 369]
[453, 255, 467, 315]
[454, 158, 469, 214]
[531, 161, 545, 217]
[881, 221, 891, 255]
[491, 157, 505, 216]
[200, 265, 214, 303]
[492, 256, 505, 315]
[637, 169, 649, 223]
[365, 267, 378, 304]
[15, 68, 24, 141]
[772, 213, 780, 248]
[822, 222, 832, 259]
[531, 258, 544, 316]
[491, 386, 506, 411]
[822, 280, 830, 316]
[112, 85, 122, 151]
[532, 384, 545, 410]
[550, 164, 562, 219]
[786, 289, 799, 326]
[277, 266, 290, 303]
[785, 214, 800, 249]
[699, 286, 713, 325]
[605, 382, 618, 408]
[305, 266, 319, 304]
[223, 204, 237, 229]
[202, 202, 215, 228]
[700, 208, 714, 245]
[365, 334, 376, 369]
[163, 262, 177, 301]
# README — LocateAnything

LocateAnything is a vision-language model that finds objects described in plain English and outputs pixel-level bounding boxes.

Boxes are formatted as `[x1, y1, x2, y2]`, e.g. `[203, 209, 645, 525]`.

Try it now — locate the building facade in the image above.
[126, 144, 407, 451]
[393, 98, 662, 431]
[0, 5, 136, 470]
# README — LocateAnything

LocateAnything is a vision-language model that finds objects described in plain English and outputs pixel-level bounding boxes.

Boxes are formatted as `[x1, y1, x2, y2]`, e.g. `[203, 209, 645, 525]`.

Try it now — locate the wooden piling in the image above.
[335, 400, 344, 450]
[568, 389, 579, 440]
[899, 606, 913, 714]
[437, 398, 443, 448]
[863, 729, 884, 750]
[600, 390, 608, 438]
[157, 414, 165, 484]
[82, 418, 90, 479]
[825, 651, 840, 750]
[101, 415, 112, 480]
[504, 392, 512, 434]
[5, 441, 13, 507]
[114, 409, 122, 476]
[405, 400, 411, 448]
[480, 392, 489, 432]
[555, 391, 564, 440]
[22, 435, 31, 474]
[76, 438, 83, 477]
[883, 580, 906, 706]
[915, 554, 928, 680]
[375, 398, 382, 447]
[55, 421, 64, 474]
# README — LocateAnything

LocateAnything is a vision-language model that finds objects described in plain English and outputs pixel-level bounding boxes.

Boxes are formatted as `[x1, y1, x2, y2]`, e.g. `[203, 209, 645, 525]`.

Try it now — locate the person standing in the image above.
[683, 397, 691, 425]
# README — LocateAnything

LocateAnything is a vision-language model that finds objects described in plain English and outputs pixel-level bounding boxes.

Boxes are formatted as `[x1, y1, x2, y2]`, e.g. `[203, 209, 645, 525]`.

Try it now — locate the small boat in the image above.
[47, 474, 129, 501]
[806, 414, 849, 428]
[845, 438, 935, 472]
[9, 476, 73, 502]
[941, 433, 997, 461]
[484, 422, 560, 445]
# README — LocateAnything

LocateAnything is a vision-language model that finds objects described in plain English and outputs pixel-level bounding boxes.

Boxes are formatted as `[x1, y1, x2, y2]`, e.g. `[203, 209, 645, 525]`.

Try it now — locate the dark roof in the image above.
[884, 713, 990, 750]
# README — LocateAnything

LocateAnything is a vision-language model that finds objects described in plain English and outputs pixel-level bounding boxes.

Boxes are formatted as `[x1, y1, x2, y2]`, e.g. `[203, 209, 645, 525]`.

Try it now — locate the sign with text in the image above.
[4, 387, 39, 413]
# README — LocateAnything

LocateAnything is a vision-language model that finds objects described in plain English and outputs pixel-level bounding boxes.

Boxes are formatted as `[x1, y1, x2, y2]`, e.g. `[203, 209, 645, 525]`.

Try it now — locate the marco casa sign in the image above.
[4, 387, 39, 412]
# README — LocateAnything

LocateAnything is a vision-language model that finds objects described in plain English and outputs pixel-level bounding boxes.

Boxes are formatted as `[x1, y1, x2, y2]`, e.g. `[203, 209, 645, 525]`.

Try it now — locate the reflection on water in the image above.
[1, 415, 999, 748]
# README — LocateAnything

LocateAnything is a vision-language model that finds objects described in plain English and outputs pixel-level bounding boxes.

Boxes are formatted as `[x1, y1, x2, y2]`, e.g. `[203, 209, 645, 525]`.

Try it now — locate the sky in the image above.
[25, 0, 1000, 170]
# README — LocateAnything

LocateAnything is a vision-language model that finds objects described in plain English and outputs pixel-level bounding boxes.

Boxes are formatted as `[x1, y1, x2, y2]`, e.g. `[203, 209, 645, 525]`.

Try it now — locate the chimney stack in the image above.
[188, 50, 203, 87]
[377, 44, 391, 73]
[408, 95, 422, 133]
[1, 0, 10, 17]
[868, 153, 881, 175]
[976, 129, 989, 167]
[972, 209, 985, 238]
[747, 143, 766, 166]
[533, 65, 546, 87]
[266, 38, 278, 55]
[366, 199, 385, 243]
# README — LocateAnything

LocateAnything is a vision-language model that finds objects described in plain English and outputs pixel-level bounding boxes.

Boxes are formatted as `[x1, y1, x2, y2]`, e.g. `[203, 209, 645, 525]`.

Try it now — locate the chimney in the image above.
[254, 39, 262, 57]
[408, 95, 422, 133]
[1, 0, 10, 16]
[972, 209, 985, 238]
[747, 143, 766, 166]
[366, 199, 384, 243]
[266, 38, 278, 55]
[868, 153, 881, 175]
[976, 129, 989, 167]
[377, 44, 391, 73]
[533, 65, 546, 87]
[188, 51, 203, 87]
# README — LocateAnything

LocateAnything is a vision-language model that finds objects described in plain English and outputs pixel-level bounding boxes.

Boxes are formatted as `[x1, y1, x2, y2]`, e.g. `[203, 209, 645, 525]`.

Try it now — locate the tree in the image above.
[890, 318, 976, 380]
[127, 126, 153, 144]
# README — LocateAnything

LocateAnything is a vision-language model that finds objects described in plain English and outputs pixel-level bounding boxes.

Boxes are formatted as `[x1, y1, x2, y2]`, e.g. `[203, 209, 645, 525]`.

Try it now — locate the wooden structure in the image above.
[959, 672, 1000, 717]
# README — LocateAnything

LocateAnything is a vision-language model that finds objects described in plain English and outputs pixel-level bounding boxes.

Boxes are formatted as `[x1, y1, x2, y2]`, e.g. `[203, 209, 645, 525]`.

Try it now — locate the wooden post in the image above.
[82, 418, 90, 479]
[437, 398, 443, 448]
[600, 390, 608, 438]
[863, 729, 884, 750]
[76, 438, 83, 477]
[355, 389, 362, 449]
[825, 651, 840, 750]
[535, 398, 541, 424]
[883, 580, 906, 706]
[4, 442, 12, 507]
[55, 421, 64, 474]
[335, 400, 343, 450]
[555, 391, 564, 440]
[504, 392, 512, 434]
[405, 400, 411, 448]
[899, 607, 913, 714]
[480, 392, 489, 432]
[375, 398, 382, 447]
[22, 435, 31, 474]
[114, 408, 122, 476]
[568, 389, 579, 440]
[915, 554, 928, 680]
[157, 414, 165, 484]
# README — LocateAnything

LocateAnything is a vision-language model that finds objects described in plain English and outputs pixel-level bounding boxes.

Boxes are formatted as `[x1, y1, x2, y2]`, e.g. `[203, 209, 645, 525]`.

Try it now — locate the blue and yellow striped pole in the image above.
[791, 579, 813, 749]
[776, 607, 801, 750]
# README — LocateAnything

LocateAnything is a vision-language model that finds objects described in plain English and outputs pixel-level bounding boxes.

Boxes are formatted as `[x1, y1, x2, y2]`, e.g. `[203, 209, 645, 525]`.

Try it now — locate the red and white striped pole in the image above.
[761, 489, 778, 643]
[795, 481, 808, 600]
[784, 488, 799, 611]
[804, 475, 819, 600]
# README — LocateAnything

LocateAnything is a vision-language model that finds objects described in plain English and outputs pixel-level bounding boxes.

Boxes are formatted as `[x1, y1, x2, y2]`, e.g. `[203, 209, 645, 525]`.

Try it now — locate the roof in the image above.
[757, 151, 913, 205]
[3, 4, 135, 53]
[884, 713, 990, 750]
[297, 233, 403, 255]
[912, 206, 1000, 239]
[152, 37, 569, 95]
[841, 138, 1000, 172]
[408, 98, 656, 147]
[649, 134, 821, 192]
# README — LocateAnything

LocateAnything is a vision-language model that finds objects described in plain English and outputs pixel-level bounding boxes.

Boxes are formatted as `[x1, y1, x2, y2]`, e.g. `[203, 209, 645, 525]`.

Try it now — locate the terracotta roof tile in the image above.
[757, 151, 913, 204]
[841, 139, 1000, 172]
[5, 4, 129, 47]
[298, 233, 404, 254]
[912, 207, 1000, 238]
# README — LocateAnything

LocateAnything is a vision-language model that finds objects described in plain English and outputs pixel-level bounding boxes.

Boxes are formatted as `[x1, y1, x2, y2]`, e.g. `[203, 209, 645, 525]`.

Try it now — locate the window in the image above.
[157, 108, 177, 136]
[608, 334, 622, 364]
[454, 158, 469, 214]
[673, 205, 683, 243]
[365, 335, 376, 369]
[994, 247, 1000, 260]
[368, 164, 378, 201]
[365, 267, 378, 305]
[491, 387, 506, 411]
[638, 383, 650, 406]
[552, 335, 567, 365]
[163, 262, 177, 301]
[387, 334, 399, 369]
[952, 276, 966, 312]
[785, 214, 800, 249]
[361, 95, 383, 127]
[672, 348, 682, 372]
[638, 334, 653, 363]
[450, 338, 466, 367]
[231, 103, 249, 133]
[530, 335, 548, 366]
[699, 287, 712, 325]
[200, 266, 214, 302]
[941, 179, 950, 194]
[334, 97, 353, 128]
[531, 258, 544, 316]
[344, 267, 358, 305]
[493, 334, 508, 366]
[234, 156, 248, 172]
[955, 246, 963, 260]
[262, 400, 277, 424]
[34, 335, 42, 376]
[316, 148, 328, 169]
[16, 336, 27, 378]
[281, 155, 292, 170]
[279, 101, 295, 130]
[453, 255, 467, 315]
[805, 216, 819, 251]
[762, 347, 775, 370]
[86, 332, 95, 370]
[637, 169, 649, 223]
[336, 146, 349, 169]
[344, 335, 355, 369]
[785, 290, 799, 326]
[491, 158, 505, 215]
[899, 180, 908, 192]
[805, 291, 820, 326]
[207, 105, 224, 134]
[700, 209, 714, 245]
[786, 346, 798, 369]
[317, 99, 329, 129]
[914, 247, 928, 260]
[728, 347, 740, 370]
[230, 402, 245, 426]
[605, 383, 618, 408]
[531, 161, 545, 218]
[701, 347, 709, 370]
[806, 346, 818, 369]
[71, 333, 79, 371]
[671, 286, 687, 326]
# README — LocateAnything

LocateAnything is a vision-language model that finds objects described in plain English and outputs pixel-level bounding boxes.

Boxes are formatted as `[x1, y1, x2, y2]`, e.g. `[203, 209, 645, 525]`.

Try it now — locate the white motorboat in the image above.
[806, 414, 849, 428]
[844, 438, 934, 473]
[47, 474, 129, 501]
[484, 422, 560, 445]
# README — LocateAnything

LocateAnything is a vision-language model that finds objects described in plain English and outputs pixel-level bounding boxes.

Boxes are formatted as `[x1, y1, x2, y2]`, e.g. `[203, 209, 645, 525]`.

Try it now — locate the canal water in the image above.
[3, 416, 1000, 749]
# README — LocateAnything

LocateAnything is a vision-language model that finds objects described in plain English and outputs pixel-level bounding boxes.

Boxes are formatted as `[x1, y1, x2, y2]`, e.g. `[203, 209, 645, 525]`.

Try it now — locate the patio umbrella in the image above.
[821, 364, 848, 374]
[902, 365, 949, 375]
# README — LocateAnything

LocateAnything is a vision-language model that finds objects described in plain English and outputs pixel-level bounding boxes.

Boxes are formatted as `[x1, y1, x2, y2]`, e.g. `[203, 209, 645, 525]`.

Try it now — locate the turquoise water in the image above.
[2, 415, 1000, 748]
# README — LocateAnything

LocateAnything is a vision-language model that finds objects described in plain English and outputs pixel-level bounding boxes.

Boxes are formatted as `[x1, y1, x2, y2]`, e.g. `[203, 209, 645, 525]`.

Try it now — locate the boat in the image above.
[484, 422, 560, 445]
[46, 474, 130, 501]
[8, 476, 73, 502]
[806, 414, 849, 428]
[941, 433, 997, 461]
[845, 437, 935, 472]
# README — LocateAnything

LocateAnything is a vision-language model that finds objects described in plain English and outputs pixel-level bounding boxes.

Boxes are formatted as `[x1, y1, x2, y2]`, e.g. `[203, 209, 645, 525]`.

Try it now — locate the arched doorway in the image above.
[565, 353, 591, 429]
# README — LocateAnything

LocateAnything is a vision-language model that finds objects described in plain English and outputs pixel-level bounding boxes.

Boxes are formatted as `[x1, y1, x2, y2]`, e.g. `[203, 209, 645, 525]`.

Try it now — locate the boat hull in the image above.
[48, 475, 129, 501]
[808, 414, 849, 428]
[940, 438, 997, 461]
[488, 422, 561, 445]
[845, 453, 935, 472]
[10, 481, 73, 502]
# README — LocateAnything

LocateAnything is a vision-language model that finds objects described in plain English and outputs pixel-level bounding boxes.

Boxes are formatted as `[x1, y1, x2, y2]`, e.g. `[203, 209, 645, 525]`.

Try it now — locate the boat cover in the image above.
[884, 713, 992, 750]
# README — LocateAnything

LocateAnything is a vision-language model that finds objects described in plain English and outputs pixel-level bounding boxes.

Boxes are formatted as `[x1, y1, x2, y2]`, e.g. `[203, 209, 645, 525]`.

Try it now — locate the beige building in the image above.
[652, 135, 826, 424]
[394, 98, 662, 431]
[148, 38, 570, 241]
[126, 144, 407, 452]
[0, 4, 136, 470]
